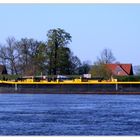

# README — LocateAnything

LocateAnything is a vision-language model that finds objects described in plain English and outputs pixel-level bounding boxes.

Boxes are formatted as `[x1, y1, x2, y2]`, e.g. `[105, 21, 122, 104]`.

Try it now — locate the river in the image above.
[0, 94, 139, 135]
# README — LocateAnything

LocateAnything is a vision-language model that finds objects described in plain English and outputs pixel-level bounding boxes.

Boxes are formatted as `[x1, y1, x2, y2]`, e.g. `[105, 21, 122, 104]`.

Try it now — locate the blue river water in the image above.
[0, 94, 140, 135]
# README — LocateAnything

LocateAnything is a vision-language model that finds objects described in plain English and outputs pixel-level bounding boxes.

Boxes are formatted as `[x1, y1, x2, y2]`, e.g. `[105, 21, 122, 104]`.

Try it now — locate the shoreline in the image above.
[1, 90, 140, 95]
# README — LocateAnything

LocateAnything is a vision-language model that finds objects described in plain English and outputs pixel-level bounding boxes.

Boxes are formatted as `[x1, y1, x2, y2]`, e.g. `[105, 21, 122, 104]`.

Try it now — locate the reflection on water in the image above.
[0, 94, 139, 135]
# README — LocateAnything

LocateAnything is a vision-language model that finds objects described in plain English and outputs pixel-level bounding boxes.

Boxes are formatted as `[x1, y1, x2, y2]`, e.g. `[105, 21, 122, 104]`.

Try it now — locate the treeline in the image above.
[0, 28, 90, 76]
[114, 76, 140, 82]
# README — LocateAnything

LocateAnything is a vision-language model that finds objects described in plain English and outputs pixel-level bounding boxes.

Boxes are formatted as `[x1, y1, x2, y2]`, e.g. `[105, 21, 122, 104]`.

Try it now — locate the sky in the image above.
[0, 4, 140, 66]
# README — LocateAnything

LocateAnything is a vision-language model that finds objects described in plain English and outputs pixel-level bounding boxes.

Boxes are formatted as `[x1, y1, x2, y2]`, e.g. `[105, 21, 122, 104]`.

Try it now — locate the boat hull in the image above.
[0, 83, 140, 94]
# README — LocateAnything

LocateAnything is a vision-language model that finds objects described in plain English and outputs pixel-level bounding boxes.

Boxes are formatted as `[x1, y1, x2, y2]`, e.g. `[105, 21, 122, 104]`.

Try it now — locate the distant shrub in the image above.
[0, 74, 21, 81]
[114, 76, 140, 82]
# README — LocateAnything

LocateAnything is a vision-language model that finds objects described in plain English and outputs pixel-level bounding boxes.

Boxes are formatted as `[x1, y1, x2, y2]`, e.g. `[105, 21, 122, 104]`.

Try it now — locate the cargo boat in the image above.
[0, 77, 140, 94]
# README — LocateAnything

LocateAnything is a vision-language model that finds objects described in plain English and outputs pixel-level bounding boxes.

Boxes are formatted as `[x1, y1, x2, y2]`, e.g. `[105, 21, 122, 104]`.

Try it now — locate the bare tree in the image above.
[90, 48, 116, 79]
[0, 44, 7, 66]
[6, 37, 19, 74]
[0, 37, 19, 74]
[16, 38, 46, 76]
[97, 48, 116, 64]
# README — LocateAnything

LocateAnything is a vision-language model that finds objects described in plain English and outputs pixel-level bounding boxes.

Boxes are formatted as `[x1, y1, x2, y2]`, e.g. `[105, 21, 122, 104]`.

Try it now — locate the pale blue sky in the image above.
[0, 4, 140, 65]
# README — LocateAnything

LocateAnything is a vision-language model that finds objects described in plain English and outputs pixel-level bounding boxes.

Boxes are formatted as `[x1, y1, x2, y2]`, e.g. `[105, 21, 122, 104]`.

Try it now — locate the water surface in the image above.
[0, 94, 139, 135]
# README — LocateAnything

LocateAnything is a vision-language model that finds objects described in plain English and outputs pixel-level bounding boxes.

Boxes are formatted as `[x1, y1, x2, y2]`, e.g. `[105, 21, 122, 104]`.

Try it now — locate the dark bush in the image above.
[114, 76, 140, 82]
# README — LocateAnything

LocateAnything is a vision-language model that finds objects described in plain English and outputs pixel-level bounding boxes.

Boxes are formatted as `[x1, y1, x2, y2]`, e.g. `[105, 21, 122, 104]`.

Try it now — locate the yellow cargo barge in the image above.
[0, 78, 140, 94]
